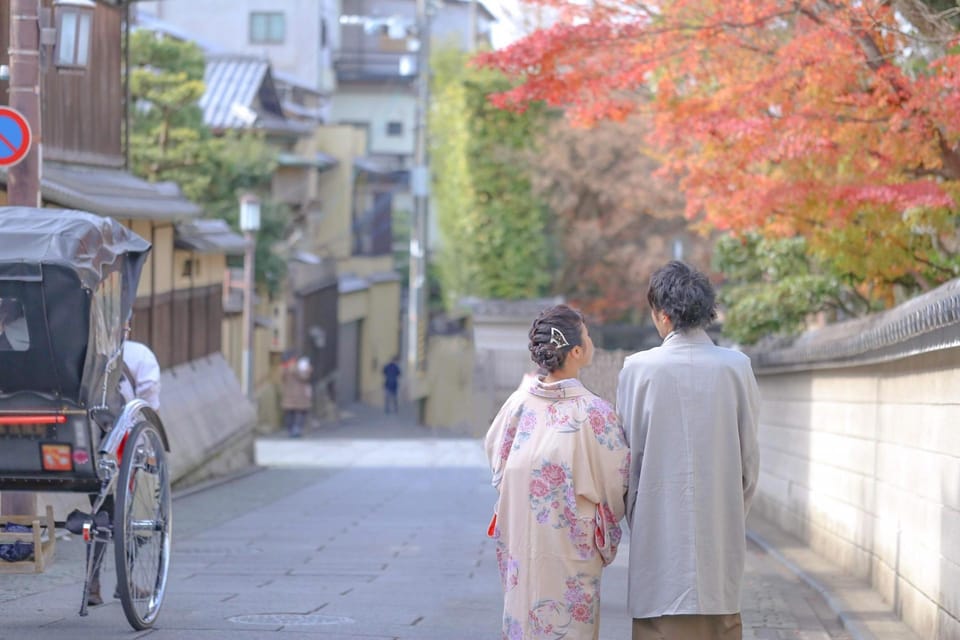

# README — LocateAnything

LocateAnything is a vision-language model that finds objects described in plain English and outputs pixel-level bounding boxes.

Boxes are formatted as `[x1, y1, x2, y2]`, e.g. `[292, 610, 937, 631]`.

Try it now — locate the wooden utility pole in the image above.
[1, 0, 41, 517]
[7, 0, 42, 206]
[407, 0, 431, 393]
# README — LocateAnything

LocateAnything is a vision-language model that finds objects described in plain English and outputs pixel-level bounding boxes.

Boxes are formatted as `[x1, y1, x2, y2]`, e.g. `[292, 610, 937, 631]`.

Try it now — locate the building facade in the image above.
[137, 0, 339, 93]
[0, 0, 256, 509]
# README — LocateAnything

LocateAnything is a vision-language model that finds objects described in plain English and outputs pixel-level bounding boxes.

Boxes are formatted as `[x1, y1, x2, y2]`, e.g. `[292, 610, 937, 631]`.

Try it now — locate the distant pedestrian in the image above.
[617, 261, 760, 640]
[382, 356, 401, 414]
[484, 304, 629, 639]
[281, 352, 313, 438]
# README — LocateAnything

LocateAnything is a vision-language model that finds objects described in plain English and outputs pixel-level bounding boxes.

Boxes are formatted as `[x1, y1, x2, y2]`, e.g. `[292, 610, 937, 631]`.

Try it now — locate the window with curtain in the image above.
[250, 12, 286, 44]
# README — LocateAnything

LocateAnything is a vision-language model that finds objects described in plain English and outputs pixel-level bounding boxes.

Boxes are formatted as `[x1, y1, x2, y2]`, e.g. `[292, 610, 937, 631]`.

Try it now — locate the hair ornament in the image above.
[549, 327, 570, 349]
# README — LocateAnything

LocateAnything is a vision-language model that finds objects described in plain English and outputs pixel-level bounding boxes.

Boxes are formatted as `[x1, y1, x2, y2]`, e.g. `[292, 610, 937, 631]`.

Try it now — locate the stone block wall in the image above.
[755, 347, 960, 639]
[160, 353, 257, 488]
[580, 349, 630, 405]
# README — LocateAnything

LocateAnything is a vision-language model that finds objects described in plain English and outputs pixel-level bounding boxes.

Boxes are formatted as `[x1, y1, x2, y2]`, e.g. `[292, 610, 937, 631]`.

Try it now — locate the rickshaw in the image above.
[0, 207, 172, 630]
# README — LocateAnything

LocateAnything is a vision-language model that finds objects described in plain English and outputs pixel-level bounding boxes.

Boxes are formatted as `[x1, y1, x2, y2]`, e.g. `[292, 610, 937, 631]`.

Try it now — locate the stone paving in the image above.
[0, 402, 912, 639]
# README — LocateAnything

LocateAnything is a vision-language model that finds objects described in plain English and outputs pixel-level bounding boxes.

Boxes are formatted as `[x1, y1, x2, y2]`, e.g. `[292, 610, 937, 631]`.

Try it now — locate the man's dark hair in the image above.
[646, 261, 717, 331]
[528, 304, 584, 374]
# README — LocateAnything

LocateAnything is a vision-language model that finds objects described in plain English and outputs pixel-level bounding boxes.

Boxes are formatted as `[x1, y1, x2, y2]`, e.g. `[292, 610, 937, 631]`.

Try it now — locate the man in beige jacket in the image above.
[617, 261, 760, 640]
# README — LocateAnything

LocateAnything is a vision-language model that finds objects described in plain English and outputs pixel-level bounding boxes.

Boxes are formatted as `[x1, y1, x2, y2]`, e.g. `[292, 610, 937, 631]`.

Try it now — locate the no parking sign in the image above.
[0, 107, 32, 168]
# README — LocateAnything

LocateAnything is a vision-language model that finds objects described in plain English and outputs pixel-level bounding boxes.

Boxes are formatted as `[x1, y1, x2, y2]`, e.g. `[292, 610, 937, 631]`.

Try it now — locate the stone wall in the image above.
[160, 352, 257, 488]
[755, 349, 960, 640]
[748, 277, 960, 640]
[580, 349, 630, 405]
[422, 334, 476, 434]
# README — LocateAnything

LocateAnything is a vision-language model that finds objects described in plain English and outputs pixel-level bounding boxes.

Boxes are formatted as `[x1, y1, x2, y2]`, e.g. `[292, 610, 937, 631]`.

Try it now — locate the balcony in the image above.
[334, 50, 418, 84]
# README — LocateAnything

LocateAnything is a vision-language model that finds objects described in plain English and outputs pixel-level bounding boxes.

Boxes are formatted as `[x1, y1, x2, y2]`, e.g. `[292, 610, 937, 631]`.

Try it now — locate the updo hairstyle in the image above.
[646, 261, 717, 331]
[528, 304, 584, 374]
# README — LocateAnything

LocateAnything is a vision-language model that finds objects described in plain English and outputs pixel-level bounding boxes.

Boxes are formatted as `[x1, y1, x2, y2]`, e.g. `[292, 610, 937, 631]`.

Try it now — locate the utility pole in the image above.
[469, 0, 478, 51]
[2, 0, 41, 517]
[7, 0, 42, 206]
[407, 0, 431, 396]
[239, 195, 261, 401]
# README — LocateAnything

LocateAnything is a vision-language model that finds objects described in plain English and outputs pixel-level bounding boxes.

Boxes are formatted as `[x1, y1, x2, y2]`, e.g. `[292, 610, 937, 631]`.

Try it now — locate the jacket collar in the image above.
[528, 376, 591, 400]
[662, 327, 714, 347]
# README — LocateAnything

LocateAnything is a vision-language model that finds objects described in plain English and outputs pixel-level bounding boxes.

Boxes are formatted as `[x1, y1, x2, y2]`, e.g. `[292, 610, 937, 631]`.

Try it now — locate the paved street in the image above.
[0, 405, 867, 639]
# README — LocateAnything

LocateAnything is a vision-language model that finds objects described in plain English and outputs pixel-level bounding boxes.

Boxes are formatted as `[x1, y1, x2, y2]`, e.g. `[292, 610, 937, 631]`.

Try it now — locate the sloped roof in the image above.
[277, 151, 338, 171]
[175, 219, 247, 256]
[0, 163, 202, 221]
[200, 54, 271, 130]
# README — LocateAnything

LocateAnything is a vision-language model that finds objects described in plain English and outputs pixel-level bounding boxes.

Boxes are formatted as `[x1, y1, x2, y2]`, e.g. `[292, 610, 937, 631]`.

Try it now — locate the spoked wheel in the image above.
[113, 421, 172, 630]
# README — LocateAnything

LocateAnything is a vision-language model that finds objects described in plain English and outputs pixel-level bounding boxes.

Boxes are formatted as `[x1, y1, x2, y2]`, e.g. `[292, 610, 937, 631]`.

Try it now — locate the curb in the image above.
[746, 528, 874, 640]
[172, 465, 265, 501]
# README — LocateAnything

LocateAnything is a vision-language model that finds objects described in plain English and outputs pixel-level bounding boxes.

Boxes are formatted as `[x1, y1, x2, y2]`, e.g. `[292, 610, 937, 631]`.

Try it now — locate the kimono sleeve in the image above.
[483, 390, 524, 492]
[576, 397, 630, 566]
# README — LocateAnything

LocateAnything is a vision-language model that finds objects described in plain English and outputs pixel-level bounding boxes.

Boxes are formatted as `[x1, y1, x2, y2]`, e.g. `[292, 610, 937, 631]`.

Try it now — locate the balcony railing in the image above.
[334, 50, 419, 83]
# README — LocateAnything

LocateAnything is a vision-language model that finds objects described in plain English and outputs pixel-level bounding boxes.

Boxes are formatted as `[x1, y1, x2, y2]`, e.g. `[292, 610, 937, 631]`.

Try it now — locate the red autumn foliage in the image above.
[479, 0, 960, 300]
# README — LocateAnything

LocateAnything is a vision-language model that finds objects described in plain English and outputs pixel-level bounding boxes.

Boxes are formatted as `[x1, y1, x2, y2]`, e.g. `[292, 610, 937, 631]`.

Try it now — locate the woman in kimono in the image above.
[484, 304, 630, 640]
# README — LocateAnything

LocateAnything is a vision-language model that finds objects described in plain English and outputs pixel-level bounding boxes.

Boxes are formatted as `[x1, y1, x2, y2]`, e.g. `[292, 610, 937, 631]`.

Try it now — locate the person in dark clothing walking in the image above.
[382, 356, 401, 414]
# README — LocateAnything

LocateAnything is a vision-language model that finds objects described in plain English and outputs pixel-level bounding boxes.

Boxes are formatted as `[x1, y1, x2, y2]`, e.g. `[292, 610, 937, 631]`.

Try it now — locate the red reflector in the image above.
[0, 415, 66, 425]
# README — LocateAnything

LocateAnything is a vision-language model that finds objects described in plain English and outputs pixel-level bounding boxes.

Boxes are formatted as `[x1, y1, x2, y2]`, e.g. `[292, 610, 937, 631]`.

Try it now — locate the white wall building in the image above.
[137, 0, 340, 93]
[332, 0, 495, 162]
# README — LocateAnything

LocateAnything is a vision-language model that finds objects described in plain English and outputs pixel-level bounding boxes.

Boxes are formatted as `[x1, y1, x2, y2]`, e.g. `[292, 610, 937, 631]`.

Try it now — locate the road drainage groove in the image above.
[229, 613, 355, 626]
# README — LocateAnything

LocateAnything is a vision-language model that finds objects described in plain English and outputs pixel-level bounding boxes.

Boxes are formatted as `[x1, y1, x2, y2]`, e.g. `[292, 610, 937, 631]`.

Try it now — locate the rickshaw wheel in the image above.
[113, 420, 172, 630]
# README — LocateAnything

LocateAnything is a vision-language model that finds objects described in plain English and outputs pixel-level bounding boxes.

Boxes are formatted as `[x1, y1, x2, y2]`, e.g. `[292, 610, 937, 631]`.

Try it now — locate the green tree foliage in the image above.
[430, 46, 553, 307]
[713, 233, 881, 345]
[128, 31, 285, 292]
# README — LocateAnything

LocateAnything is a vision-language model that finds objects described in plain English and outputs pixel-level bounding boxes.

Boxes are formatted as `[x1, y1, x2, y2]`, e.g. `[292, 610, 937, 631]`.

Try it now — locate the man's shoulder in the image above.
[124, 340, 149, 357]
[123, 341, 158, 366]
[622, 347, 666, 369]
[710, 344, 752, 365]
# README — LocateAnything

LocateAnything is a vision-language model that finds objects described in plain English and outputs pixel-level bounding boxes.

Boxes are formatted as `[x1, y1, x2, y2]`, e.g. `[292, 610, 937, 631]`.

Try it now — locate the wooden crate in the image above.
[0, 504, 56, 574]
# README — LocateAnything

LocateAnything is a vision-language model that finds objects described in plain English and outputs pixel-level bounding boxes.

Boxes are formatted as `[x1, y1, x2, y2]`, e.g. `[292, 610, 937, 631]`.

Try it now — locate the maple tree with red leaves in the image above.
[478, 0, 960, 308]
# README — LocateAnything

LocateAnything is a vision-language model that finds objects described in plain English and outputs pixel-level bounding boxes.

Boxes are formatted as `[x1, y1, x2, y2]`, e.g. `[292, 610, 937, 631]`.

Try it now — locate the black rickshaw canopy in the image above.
[0, 208, 151, 406]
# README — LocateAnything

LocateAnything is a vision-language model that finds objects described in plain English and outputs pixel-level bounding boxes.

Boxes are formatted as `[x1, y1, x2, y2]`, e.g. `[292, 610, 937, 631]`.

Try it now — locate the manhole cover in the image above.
[229, 614, 355, 626]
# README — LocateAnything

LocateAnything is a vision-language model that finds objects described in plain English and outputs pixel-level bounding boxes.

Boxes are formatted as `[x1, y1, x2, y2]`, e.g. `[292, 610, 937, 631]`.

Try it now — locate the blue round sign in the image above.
[0, 107, 32, 167]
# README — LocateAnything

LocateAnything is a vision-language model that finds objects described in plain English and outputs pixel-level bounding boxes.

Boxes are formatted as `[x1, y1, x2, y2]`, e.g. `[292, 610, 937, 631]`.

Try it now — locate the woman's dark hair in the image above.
[646, 261, 717, 331]
[528, 304, 584, 374]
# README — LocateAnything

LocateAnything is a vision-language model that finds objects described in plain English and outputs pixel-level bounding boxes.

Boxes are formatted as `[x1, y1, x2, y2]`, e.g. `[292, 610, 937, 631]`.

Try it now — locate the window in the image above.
[0, 298, 29, 351]
[181, 258, 201, 278]
[386, 121, 403, 137]
[56, 7, 93, 67]
[250, 12, 285, 44]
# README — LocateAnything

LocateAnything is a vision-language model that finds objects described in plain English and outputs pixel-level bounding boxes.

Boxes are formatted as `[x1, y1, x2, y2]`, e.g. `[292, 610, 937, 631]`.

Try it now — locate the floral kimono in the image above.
[484, 377, 630, 640]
